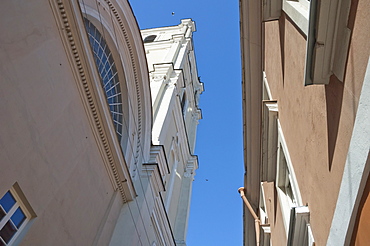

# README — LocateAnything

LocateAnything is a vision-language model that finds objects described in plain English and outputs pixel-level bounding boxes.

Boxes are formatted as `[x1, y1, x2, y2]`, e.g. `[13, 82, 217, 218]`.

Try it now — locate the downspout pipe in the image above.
[238, 187, 260, 246]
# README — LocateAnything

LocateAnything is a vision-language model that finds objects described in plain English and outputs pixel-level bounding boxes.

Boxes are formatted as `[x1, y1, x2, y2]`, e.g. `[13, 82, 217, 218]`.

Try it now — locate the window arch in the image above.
[84, 18, 123, 142]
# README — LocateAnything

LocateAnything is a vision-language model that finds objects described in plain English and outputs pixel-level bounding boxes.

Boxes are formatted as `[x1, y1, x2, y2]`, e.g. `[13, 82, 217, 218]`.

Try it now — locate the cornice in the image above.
[149, 145, 169, 176]
[50, 0, 135, 203]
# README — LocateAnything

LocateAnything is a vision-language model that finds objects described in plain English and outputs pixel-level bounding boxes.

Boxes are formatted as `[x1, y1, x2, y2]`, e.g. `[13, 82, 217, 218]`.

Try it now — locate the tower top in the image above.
[141, 19, 196, 43]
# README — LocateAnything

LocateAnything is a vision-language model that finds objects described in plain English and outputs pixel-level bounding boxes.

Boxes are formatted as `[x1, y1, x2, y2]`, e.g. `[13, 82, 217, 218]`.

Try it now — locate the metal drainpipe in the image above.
[238, 187, 260, 246]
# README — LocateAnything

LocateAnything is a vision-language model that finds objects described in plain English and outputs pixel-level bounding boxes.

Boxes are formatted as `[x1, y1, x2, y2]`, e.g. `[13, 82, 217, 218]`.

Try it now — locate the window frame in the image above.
[261, 101, 278, 182]
[304, 0, 352, 85]
[262, 0, 352, 85]
[287, 206, 315, 246]
[0, 185, 35, 246]
[259, 184, 268, 225]
[84, 18, 125, 143]
[275, 121, 303, 235]
[261, 225, 272, 246]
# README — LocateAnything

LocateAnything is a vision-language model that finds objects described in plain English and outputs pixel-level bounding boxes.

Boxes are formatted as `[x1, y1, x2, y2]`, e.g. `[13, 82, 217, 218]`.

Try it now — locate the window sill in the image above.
[282, 0, 309, 36]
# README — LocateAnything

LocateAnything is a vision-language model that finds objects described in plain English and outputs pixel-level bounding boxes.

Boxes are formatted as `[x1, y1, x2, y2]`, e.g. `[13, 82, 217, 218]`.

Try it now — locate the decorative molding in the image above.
[151, 195, 177, 246]
[191, 110, 201, 122]
[149, 145, 170, 177]
[183, 167, 192, 178]
[184, 157, 197, 178]
[102, 0, 144, 179]
[50, 0, 135, 203]
[142, 164, 165, 194]
[151, 74, 166, 83]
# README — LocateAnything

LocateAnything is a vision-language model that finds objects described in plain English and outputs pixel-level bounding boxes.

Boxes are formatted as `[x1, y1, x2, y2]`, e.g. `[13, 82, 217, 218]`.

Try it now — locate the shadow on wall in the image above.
[325, 76, 344, 172]
[325, 0, 360, 172]
[279, 14, 285, 85]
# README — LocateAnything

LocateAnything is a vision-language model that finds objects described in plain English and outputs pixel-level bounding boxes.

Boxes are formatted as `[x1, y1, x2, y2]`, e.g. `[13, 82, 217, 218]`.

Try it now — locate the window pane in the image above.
[0, 220, 17, 243]
[144, 35, 157, 43]
[0, 192, 16, 213]
[0, 238, 5, 246]
[10, 207, 26, 228]
[0, 207, 5, 221]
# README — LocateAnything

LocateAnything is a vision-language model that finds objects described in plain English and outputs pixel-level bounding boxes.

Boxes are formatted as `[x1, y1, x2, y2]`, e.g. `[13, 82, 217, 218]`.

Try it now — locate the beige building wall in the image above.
[0, 1, 125, 245]
[0, 0, 154, 245]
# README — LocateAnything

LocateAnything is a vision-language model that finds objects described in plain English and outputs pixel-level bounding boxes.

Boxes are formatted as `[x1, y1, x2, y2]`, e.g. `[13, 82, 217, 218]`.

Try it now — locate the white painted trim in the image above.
[261, 224, 272, 246]
[287, 206, 315, 246]
[165, 150, 179, 210]
[240, 0, 263, 242]
[261, 101, 278, 182]
[327, 58, 370, 246]
[277, 121, 303, 207]
[304, 0, 351, 85]
[276, 120, 304, 235]
[263, 72, 273, 100]
[259, 182, 269, 224]
[263, 0, 282, 21]
[282, 0, 309, 35]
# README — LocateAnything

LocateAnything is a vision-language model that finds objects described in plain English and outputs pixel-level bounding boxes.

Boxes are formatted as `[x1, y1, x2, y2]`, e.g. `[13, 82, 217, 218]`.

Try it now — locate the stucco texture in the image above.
[0, 1, 120, 245]
[263, 0, 370, 242]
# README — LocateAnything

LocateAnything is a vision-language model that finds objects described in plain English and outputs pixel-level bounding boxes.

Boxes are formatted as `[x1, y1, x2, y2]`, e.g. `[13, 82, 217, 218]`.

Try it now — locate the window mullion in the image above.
[0, 204, 18, 229]
[0, 236, 6, 245]
[0, 212, 12, 229]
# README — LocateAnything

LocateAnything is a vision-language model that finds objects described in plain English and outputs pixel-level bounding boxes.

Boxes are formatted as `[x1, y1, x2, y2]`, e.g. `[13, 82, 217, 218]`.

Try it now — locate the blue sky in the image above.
[130, 1, 244, 245]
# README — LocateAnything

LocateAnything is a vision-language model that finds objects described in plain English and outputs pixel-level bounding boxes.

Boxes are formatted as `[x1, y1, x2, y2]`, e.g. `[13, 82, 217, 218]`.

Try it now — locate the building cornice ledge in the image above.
[240, 0, 263, 244]
[50, 0, 136, 203]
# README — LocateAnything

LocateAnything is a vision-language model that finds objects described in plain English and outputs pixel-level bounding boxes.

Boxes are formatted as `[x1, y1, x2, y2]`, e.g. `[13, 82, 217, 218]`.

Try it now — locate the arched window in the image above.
[181, 91, 187, 116]
[84, 18, 123, 142]
[143, 35, 156, 43]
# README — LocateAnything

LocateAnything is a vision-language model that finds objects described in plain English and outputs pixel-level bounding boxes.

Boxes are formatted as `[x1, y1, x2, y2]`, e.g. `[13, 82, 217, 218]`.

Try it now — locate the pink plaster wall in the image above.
[262, 0, 370, 243]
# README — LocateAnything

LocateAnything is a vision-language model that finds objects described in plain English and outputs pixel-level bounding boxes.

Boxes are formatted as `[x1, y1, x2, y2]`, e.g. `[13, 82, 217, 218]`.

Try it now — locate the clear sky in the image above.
[130, 1, 244, 245]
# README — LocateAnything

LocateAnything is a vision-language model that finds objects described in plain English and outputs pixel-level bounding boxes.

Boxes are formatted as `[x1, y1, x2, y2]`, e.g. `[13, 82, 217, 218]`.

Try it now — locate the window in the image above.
[84, 18, 123, 142]
[181, 91, 187, 116]
[259, 184, 269, 225]
[305, 0, 351, 85]
[0, 186, 34, 246]
[261, 225, 272, 246]
[262, 0, 351, 85]
[277, 145, 296, 207]
[276, 121, 302, 234]
[261, 101, 278, 182]
[143, 35, 157, 43]
[287, 207, 315, 246]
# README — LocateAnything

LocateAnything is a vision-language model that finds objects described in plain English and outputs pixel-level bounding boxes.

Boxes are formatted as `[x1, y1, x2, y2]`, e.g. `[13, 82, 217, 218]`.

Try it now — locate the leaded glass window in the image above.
[84, 19, 123, 142]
